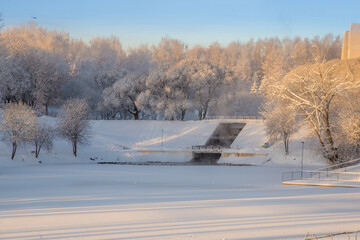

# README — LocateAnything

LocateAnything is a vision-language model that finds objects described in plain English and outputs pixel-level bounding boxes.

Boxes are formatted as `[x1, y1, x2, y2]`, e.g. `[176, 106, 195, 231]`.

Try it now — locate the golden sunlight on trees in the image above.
[276, 59, 360, 163]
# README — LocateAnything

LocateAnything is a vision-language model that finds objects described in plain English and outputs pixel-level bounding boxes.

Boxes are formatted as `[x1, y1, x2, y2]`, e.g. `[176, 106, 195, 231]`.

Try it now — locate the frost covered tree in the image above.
[99, 45, 152, 120]
[278, 59, 360, 163]
[33, 122, 55, 158]
[111, 72, 147, 120]
[259, 47, 285, 96]
[63, 39, 100, 110]
[124, 45, 152, 73]
[152, 37, 187, 64]
[32, 50, 69, 114]
[291, 38, 312, 67]
[59, 99, 90, 157]
[189, 60, 229, 120]
[89, 37, 125, 90]
[0, 102, 37, 159]
[262, 102, 298, 155]
[166, 60, 193, 120]
[139, 64, 175, 119]
[66, 37, 126, 113]
[139, 60, 194, 120]
[0, 22, 70, 112]
[142, 39, 190, 119]
[0, 53, 32, 103]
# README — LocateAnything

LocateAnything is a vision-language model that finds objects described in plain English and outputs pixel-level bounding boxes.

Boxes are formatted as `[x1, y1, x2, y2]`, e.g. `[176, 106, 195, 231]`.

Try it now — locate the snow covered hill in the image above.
[0, 117, 326, 168]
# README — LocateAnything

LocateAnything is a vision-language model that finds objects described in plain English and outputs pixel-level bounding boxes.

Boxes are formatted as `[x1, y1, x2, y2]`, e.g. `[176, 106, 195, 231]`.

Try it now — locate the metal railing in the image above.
[282, 170, 360, 183]
[192, 145, 223, 151]
[314, 157, 360, 172]
[205, 116, 265, 120]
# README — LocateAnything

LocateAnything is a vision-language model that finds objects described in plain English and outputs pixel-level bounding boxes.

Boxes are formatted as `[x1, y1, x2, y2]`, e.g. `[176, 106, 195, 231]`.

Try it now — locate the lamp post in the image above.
[301, 141, 304, 179]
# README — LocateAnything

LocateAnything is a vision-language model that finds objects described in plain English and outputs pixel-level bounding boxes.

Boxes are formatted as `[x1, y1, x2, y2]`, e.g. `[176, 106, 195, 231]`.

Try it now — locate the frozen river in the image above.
[1, 163, 359, 239]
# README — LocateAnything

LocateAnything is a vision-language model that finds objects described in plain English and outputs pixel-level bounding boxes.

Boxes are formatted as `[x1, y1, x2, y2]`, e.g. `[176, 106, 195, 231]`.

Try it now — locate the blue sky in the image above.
[1, 0, 360, 48]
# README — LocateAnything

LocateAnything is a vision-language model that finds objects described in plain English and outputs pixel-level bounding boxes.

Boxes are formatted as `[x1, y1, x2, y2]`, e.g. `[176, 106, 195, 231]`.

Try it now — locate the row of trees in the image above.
[0, 99, 90, 159]
[0, 22, 342, 120]
[5, 21, 359, 164]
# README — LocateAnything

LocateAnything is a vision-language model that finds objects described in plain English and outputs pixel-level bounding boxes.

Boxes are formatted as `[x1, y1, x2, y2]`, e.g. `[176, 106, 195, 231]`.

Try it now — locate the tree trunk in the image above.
[72, 141, 77, 157]
[11, 142, 17, 160]
[134, 111, 139, 120]
[35, 142, 40, 158]
[324, 112, 337, 163]
[198, 111, 203, 120]
[284, 138, 289, 155]
[202, 110, 207, 120]
[181, 109, 186, 121]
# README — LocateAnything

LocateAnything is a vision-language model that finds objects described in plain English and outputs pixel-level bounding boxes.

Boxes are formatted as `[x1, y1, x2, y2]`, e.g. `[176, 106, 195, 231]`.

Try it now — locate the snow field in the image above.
[1, 118, 353, 239]
[0, 116, 326, 167]
[1, 164, 360, 239]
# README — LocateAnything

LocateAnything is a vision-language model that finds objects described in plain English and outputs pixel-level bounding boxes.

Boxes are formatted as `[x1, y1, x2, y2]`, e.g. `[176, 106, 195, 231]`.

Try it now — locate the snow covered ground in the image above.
[1, 164, 360, 239]
[1, 118, 358, 239]
[0, 117, 326, 168]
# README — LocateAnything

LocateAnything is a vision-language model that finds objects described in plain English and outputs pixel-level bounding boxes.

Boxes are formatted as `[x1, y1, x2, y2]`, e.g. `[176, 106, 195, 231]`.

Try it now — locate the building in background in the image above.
[341, 23, 360, 60]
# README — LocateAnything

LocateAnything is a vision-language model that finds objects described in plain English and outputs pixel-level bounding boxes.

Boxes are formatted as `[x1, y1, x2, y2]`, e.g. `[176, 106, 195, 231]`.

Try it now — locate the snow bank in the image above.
[0, 119, 219, 165]
[0, 116, 326, 167]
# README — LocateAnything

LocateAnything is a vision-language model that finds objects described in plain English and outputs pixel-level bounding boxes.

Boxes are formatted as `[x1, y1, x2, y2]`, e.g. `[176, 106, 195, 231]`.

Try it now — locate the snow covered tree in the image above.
[311, 34, 342, 62]
[32, 50, 69, 114]
[99, 45, 152, 120]
[139, 64, 176, 119]
[152, 37, 187, 64]
[89, 36, 125, 90]
[59, 99, 90, 157]
[291, 38, 312, 67]
[259, 47, 285, 96]
[0, 102, 37, 159]
[189, 60, 229, 120]
[262, 102, 298, 155]
[124, 45, 153, 73]
[0, 53, 32, 104]
[64, 39, 100, 110]
[111, 72, 147, 120]
[66, 37, 126, 114]
[0, 22, 70, 112]
[33, 122, 55, 158]
[278, 59, 360, 163]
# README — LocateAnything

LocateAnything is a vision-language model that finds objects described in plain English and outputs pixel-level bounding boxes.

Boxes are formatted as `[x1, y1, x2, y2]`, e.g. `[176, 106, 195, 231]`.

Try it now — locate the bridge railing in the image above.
[205, 116, 265, 120]
[192, 145, 223, 151]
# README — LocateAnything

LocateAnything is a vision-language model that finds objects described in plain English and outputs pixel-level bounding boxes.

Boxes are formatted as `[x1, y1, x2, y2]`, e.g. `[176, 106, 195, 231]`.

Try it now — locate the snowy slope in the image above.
[230, 120, 267, 150]
[0, 119, 219, 164]
[0, 116, 327, 167]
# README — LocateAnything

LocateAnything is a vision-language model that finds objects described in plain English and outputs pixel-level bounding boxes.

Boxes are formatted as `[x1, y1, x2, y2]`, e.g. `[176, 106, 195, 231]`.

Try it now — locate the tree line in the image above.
[0, 22, 342, 120]
[4, 21, 360, 164]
